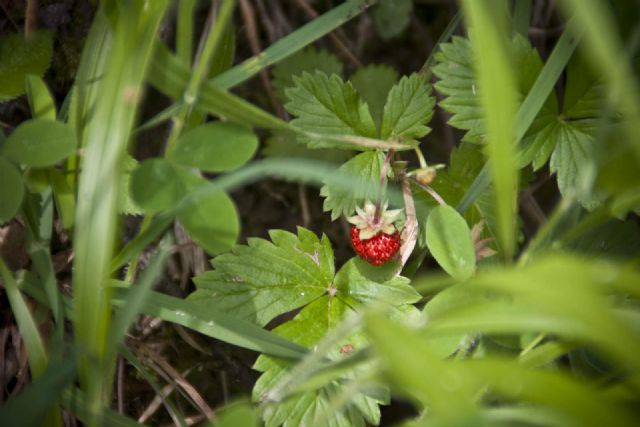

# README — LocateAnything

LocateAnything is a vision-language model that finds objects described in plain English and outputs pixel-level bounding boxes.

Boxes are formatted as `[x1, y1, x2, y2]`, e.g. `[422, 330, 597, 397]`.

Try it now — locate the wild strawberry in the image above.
[348, 201, 402, 265]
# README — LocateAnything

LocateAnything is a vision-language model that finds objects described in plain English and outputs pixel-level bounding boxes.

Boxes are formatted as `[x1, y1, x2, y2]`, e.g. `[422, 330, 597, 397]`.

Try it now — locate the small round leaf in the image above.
[170, 122, 258, 172]
[2, 118, 76, 167]
[0, 157, 25, 223]
[178, 191, 240, 255]
[130, 159, 187, 213]
[425, 204, 476, 280]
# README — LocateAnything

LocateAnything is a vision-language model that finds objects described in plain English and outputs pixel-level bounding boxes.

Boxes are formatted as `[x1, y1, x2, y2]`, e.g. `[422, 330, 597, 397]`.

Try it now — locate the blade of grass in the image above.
[177, 0, 197, 65]
[0, 259, 48, 378]
[419, 12, 461, 76]
[462, 0, 519, 260]
[457, 22, 579, 214]
[512, 0, 532, 37]
[212, 0, 377, 90]
[72, 2, 170, 423]
[110, 287, 308, 360]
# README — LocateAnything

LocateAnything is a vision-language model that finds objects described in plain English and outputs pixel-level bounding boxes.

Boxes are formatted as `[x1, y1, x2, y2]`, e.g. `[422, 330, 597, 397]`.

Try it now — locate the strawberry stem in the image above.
[375, 150, 395, 223]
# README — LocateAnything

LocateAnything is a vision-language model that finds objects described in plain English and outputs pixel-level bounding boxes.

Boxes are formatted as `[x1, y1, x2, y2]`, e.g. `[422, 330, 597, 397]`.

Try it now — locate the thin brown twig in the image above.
[239, 0, 284, 116]
[25, 0, 37, 38]
[411, 178, 447, 206]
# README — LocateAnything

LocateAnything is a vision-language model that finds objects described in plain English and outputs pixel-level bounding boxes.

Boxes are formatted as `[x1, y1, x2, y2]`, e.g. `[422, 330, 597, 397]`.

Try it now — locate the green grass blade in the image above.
[212, 0, 377, 90]
[177, 0, 197, 65]
[512, 0, 532, 37]
[71, 2, 170, 422]
[107, 239, 171, 359]
[0, 259, 48, 378]
[462, 0, 519, 260]
[457, 23, 579, 214]
[419, 12, 461, 76]
[111, 288, 308, 359]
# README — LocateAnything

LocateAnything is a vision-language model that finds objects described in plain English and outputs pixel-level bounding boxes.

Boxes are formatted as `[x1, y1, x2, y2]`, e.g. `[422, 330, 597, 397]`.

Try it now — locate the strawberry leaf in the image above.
[190, 228, 334, 326]
[190, 229, 420, 427]
[349, 65, 399, 130]
[433, 35, 556, 143]
[285, 71, 377, 149]
[272, 47, 343, 102]
[380, 73, 435, 142]
[320, 151, 384, 220]
[371, 0, 413, 39]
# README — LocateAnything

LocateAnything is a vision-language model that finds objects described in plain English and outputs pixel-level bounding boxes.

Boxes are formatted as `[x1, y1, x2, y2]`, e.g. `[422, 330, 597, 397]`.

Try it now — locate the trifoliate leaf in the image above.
[285, 71, 377, 149]
[433, 35, 556, 143]
[380, 73, 435, 143]
[349, 65, 399, 129]
[190, 228, 334, 326]
[371, 0, 413, 39]
[320, 151, 384, 220]
[0, 31, 53, 102]
[272, 47, 343, 102]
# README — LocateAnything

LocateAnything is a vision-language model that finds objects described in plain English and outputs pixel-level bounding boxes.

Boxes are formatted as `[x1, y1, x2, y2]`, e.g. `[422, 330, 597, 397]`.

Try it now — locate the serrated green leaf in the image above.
[254, 296, 381, 427]
[118, 155, 143, 215]
[425, 204, 476, 280]
[170, 122, 258, 173]
[320, 151, 383, 220]
[2, 118, 77, 167]
[0, 31, 53, 102]
[285, 71, 377, 149]
[349, 65, 399, 129]
[549, 120, 604, 210]
[380, 73, 435, 142]
[0, 157, 24, 223]
[190, 228, 334, 326]
[272, 47, 343, 102]
[433, 35, 556, 144]
[371, 0, 413, 39]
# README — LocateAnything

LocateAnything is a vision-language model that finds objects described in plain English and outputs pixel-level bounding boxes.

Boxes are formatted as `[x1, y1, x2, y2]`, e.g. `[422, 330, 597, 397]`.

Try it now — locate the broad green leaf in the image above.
[0, 31, 53, 102]
[178, 190, 240, 255]
[380, 73, 435, 142]
[25, 74, 56, 119]
[190, 227, 334, 326]
[2, 118, 77, 167]
[565, 218, 640, 259]
[425, 204, 476, 280]
[130, 158, 188, 213]
[0, 157, 24, 223]
[170, 122, 258, 173]
[47, 169, 76, 228]
[285, 71, 377, 149]
[214, 402, 259, 427]
[320, 150, 384, 220]
[272, 47, 344, 102]
[349, 65, 399, 129]
[371, 0, 413, 39]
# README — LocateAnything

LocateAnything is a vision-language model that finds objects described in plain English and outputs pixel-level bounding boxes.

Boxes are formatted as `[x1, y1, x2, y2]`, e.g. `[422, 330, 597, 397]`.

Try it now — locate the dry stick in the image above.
[239, 0, 284, 117]
[138, 345, 215, 422]
[292, 0, 362, 68]
[411, 178, 447, 206]
[138, 367, 194, 423]
[25, 0, 37, 38]
[117, 357, 125, 414]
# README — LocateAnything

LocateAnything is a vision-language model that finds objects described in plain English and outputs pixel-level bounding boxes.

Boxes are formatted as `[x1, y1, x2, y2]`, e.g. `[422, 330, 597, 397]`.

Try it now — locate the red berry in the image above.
[350, 226, 401, 266]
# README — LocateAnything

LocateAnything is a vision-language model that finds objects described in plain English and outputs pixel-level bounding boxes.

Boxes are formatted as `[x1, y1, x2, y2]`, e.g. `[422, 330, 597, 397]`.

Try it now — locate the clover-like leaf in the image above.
[285, 71, 377, 149]
[0, 31, 53, 102]
[380, 73, 435, 142]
